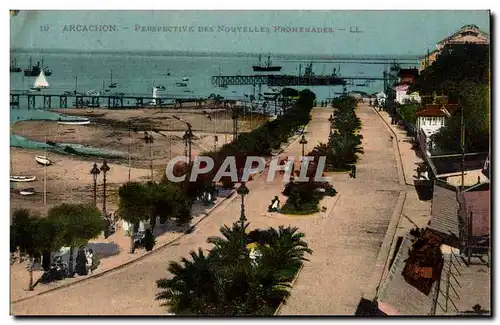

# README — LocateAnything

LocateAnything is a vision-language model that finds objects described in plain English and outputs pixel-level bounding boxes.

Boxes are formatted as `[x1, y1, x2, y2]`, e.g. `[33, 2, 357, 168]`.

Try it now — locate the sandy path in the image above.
[278, 103, 403, 314]
[11, 105, 404, 315]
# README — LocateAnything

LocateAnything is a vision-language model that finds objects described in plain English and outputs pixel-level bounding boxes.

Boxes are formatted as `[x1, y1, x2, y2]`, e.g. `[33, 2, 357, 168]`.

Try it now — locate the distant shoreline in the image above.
[10, 48, 423, 61]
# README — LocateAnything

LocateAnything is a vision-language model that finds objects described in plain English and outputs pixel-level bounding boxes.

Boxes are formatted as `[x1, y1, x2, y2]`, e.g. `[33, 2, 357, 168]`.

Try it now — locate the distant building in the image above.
[395, 84, 421, 104]
[398, 68, 419, 85]
[415, 104, 452, 154]
[436, 24, 489, 51]
[419, 25, 489, 71]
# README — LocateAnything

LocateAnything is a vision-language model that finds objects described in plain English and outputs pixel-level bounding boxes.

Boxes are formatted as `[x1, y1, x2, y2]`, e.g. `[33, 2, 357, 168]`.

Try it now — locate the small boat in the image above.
[24, 57, 41, 77]
[182, 77, 189, 81]
[19, 187, 36, 196]
[253, 55, 282, 72]
[58, 119, 90, 125]
[10, 176, 37, 182]
[176, 82, 188, 87]
[87, 90, 100, 96]
[35, 155, 52, 166]
[10, 59, 22, 73]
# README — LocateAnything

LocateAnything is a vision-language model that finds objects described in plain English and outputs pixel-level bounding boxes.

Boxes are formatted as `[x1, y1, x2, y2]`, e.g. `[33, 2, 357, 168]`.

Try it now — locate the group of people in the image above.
[75, 247, 95, 276]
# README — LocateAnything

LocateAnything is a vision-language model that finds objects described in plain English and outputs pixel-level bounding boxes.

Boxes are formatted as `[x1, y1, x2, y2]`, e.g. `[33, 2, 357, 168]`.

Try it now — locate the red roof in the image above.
[445, 104, 460, 115]
[463, 190, 490, 237]
[416, 104, 449, 117]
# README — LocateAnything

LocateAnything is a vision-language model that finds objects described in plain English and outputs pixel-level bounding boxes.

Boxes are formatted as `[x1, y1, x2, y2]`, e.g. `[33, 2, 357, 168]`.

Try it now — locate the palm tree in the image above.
[207, 222, 249, 264]
[156, 248, 219, 315]
[330, 133, 364, 167]
[156, 223, 313, 315]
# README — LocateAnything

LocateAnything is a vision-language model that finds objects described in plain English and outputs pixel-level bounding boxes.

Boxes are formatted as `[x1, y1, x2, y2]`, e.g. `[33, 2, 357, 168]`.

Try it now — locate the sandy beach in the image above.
[10, 107, 268, 215]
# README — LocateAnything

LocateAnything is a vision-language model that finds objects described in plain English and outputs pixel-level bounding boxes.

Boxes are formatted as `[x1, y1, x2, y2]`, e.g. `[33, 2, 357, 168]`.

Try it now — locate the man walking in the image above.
[350, 164, 357, 179]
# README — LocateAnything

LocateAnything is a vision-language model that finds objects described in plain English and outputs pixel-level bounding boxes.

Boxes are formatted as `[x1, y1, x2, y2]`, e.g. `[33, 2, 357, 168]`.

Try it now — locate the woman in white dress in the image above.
[85, 249, 94, 275]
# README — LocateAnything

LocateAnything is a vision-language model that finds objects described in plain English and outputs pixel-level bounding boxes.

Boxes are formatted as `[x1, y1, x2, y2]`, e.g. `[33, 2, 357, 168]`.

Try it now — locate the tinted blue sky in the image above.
[10, 10, 489, 55]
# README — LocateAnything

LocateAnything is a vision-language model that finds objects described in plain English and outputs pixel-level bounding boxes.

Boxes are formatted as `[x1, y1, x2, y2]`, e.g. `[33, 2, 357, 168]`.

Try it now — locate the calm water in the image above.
[10, 51, 418, 154]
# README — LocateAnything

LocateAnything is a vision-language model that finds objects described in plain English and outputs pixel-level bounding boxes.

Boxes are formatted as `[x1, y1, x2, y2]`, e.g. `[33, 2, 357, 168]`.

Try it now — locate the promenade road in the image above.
[11, 104, 403, 315]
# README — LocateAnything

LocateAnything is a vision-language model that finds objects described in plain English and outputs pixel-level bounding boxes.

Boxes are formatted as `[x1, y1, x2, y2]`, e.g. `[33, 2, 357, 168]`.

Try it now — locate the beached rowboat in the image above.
[10, 176, 37, 182]
[35, 155, 52, 166]
[57, 120, 91, 125]
[19, 187, 36, 196]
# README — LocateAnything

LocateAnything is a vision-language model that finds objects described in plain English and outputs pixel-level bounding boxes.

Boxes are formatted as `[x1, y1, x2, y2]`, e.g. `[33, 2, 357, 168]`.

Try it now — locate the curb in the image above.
[370, 107, 408, 186]
[365, 191, 406, 301]
[274, 263, 305, 315]
[12, 123, 309, 306]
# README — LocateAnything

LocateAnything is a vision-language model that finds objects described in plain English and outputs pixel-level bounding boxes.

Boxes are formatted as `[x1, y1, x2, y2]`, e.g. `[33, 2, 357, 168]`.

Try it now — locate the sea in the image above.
[10, 50, 419, 155]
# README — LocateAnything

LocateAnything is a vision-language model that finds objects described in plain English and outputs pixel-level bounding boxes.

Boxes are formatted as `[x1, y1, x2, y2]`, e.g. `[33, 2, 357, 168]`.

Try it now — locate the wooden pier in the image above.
[9, 92, 208, 110]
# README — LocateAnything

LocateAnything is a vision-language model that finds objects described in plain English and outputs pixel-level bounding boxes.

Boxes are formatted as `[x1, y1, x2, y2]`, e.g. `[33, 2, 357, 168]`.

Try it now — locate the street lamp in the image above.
[237, 182, 249, 228]
[100, 160, 110, 217]
[299, 134, 308, 157]
[90, 163, 100, 207]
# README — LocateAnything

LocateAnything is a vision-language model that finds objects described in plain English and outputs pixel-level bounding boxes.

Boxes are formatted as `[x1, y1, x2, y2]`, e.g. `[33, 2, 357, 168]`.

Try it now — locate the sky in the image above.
[10, 10, 490, 56]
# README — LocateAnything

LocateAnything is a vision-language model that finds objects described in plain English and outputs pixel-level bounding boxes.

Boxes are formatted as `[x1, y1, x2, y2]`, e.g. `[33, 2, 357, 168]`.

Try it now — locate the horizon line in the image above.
[10, 48, 423, 60]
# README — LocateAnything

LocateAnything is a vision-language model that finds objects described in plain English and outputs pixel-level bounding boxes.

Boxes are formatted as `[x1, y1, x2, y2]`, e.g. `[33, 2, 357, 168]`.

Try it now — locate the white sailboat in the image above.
[31, 70, 49, 91]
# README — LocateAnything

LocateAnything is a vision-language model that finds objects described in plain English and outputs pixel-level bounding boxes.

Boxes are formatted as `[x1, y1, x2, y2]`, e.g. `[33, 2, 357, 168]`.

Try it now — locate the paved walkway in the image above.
[369, 106, 432, 297]
[11, 104, 414, 315]
[278, 103, 405, 315]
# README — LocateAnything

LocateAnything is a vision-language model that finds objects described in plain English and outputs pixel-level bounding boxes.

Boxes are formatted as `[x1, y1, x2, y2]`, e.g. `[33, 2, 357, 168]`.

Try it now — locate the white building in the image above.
[395, 84, 421, 104]
[415, 104, 451, 155]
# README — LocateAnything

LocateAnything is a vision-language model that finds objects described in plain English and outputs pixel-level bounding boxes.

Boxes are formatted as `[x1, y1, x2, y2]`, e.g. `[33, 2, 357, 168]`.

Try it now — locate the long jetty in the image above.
[9, 91, 208, 110]
[211, 74, 385, 87]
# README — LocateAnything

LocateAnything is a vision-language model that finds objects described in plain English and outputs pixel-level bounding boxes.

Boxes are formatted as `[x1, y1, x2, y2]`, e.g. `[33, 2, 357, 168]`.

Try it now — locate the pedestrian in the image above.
[86, 249, 94, 275]
[416, 166, 421, 179]
[390, 135, 394, 142]
[351, 164, 357, 179]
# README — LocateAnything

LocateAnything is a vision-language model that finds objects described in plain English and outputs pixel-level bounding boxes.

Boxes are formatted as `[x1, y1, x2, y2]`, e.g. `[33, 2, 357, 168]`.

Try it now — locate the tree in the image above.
[47, 203, 105, 276]
[10, 209, 59, 290]
[118, 182, 152, 253]
[431, 82, 489, 153]
[153, 181, 193, 225]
